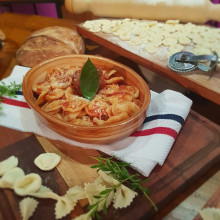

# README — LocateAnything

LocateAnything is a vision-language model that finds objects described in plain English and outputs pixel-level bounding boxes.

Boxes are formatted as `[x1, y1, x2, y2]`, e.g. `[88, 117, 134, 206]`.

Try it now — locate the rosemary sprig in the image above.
[0, 81, 22, 109]
[88, 182, 120, 220]
[89, 156, 157, 219]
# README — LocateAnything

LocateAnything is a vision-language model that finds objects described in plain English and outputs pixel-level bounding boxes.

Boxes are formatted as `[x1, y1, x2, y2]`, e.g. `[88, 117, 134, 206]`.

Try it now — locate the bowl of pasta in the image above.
[22, 55, 151, 144]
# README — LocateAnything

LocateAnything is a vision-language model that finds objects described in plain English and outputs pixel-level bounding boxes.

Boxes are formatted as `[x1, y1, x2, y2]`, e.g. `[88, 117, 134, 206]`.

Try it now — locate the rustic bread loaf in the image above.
[16, 26, 85, 67]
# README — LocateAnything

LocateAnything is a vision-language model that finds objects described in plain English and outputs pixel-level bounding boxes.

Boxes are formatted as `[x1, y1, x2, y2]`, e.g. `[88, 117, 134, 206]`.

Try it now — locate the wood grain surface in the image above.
[0, 135, 71, 220]
[0, 12, 220, 220]
[193, 187, 220, 220]
[76, 24, 220, 105]
[0, 110, 219, 220]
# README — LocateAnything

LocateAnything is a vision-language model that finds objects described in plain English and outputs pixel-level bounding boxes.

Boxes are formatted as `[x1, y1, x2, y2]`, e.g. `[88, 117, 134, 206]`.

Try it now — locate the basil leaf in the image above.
[80, 58, 99, 101]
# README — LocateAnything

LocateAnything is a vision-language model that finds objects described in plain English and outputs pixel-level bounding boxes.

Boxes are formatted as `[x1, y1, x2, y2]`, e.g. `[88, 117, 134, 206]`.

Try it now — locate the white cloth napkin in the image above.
[0, 65, 192, 177]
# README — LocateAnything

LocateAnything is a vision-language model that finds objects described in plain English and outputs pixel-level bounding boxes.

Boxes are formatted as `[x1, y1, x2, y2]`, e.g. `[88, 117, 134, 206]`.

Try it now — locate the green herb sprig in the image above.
[89, 156, 157, 219]
[0, 81, 22, 109]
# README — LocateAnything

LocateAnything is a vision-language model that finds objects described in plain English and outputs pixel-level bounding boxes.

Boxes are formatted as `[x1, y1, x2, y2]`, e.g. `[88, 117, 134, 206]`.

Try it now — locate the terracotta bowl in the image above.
[22, 55, 151, 144]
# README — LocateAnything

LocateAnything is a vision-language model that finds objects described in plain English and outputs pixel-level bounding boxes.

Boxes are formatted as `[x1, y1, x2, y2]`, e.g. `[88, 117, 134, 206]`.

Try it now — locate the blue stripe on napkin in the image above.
[16, 91, 23, 95]
[144, 114, 184, 125]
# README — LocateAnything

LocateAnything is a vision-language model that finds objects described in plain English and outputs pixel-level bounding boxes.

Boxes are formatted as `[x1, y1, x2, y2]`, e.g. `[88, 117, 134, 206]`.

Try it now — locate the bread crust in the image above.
[16, 26, 85, 67]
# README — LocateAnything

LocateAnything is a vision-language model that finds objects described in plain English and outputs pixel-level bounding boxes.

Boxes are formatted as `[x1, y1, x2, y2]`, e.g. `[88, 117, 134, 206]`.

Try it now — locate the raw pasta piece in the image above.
[119, 31, 131, 41]
[99, 19, 112, 26]
[144, 44, 158, 54]
[166, 20, 179, 24]
[30, 185, 60, 200]
[167, 44, 184, 58]
[102, 27, 112, 34]
[34, 153, 61, 171]
[113, 184, 138, 209]
[55, 196, 76, 219]
[162, 37, 178, 47]
[19, 197, 39, 220]
[95, 170, 137, 209]
[0, 167, 25, 189]
[83, 21, 95, 29]
[73, 211, 92, 220]
[14, 173, 42, 196]
[193, 47, 212, 55]
[148, 32, 163, 42]
[84, 182, 105, 205]
[147, 20, 157, 27]
[97, 170, 119, 186]
[0, 156, 18, 176]
[128, 37, 142, 46]
[65, 185, 87, 202]
[89, 26, 101, 33]
[163, 24, 176, 33]
[84, 182, 114, 211]
[137, 33, 149, 42]
[151, 39, 163, 47]
[132, 27, 145, 37]
[178, 36, 191, 46]
[199, 207, 220, 220]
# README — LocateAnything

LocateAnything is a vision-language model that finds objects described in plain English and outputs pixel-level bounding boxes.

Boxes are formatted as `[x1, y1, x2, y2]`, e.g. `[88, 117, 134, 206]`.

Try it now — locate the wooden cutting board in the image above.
[0, 110, 220, 220]
[0, 135, 72, 220]
[76, 24, 220, 106]
[193, 187, 220, 220]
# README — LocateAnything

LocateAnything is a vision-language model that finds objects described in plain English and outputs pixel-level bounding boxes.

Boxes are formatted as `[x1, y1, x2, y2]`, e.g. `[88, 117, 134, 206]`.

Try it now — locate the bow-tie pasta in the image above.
[19, 197, 39, 220]
[34, 153, 61, 171]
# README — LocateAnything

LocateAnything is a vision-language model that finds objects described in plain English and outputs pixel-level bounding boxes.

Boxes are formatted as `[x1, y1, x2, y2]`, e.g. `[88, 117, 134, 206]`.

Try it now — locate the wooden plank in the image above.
[36, 136, 99, 187]
[0, 135, 74, 220]
[0, 110, 220, 219]
[193, 187, 220, 220]
[76, 24, 220, 105]
[0, 126, 31, 149]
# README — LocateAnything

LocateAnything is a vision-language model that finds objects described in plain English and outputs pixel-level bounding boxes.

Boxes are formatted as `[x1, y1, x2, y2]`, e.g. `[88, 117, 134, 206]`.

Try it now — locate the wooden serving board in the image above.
[0, 110, 220, 219]
[0, 135, 71, 220]
[193, 187, 220, 220]
[76, 24, 220, 105]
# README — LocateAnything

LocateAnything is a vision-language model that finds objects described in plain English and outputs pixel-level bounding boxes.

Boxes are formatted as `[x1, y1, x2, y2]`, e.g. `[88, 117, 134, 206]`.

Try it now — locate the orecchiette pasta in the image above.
[32, 65, 142, 126]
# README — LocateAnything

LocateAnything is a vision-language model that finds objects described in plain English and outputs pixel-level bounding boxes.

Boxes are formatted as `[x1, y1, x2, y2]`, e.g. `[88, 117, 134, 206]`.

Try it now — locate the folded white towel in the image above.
[0, 65, 192, 176]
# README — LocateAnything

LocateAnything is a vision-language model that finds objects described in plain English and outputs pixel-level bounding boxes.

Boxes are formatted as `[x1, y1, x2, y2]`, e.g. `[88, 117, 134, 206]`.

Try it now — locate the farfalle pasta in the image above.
[32, 65, 142, 126]
[19, 197, 39, 220]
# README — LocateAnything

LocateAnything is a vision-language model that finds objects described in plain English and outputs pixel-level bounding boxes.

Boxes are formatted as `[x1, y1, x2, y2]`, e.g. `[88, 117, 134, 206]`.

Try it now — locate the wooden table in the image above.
[0, 13, 220, 220]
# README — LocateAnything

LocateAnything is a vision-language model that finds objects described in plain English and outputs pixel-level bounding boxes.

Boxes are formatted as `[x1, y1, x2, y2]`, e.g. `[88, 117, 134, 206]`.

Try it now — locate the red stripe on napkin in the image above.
[131, 127, 178, 139]
[1, 97, 30, 109]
